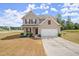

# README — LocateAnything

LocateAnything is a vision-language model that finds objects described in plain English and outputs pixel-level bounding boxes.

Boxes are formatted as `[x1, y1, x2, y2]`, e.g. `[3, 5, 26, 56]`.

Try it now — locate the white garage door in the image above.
[41, 29, 58, 37]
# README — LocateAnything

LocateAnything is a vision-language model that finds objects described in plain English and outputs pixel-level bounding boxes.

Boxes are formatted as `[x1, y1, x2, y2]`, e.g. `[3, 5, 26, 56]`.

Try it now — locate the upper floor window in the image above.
[27, 19, 29, 24]
[33, 19, 37, 24]
[25, 19, 27, 24]
[35, 19, 37, 24]
[33, 19, 35, 23]
[24, 19, 38, 24]
[48, 20, 51, 25]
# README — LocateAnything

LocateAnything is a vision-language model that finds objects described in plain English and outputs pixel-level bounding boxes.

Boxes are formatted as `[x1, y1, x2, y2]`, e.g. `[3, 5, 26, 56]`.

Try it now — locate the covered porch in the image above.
[22, 25, 40, 35]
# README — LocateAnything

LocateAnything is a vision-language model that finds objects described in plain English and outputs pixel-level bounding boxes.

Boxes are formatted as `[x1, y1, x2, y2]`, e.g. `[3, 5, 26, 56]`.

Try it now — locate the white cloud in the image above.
[61, 8, 69, 13]
[0, 4, 40, 27]
[42, 10, 48, 14]
[23, 4, 37, 13]
[40, 4, 49, 10]
[62, 3, 71, 8]
[71, 17, 79, 23]
[61, 3, 79, 13]
[26, 3, 49, 10]
[24, 3, 50, 13]
[0, 3, 50, 27]
[27, 4, 37, 9]
[60, 3, 79, 23]
[50, 8, 58, 12]
[63, 3, 79, 8]
[62, 12, 79, 17]
[0, 9, 23, 27]
[0, 4, 44, 27]
[4, 9, 23, 18]
[23, 3, 50, 13]
[61, 3, 79, 17]
[23, 8, 31, 13]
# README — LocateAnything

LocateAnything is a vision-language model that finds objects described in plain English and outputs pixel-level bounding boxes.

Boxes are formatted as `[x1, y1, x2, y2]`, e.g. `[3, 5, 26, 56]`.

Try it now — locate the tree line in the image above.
[56, 14, 79, 30]
[0, 26, 21, 31]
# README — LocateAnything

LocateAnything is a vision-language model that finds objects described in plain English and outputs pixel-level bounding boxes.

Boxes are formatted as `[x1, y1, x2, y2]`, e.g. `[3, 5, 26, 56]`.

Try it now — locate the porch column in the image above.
[31, 27, 33, 33]
[38, 28, 41, 34]
[28, 28, 30, 32]
[33, 27, 35, 35]
[32, 27, 35, 35]
[24, 27, 26, 33]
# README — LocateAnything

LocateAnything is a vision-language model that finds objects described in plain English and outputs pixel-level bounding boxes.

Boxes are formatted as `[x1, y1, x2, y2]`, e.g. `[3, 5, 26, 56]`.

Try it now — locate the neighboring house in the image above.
[21, 9, 61, 37]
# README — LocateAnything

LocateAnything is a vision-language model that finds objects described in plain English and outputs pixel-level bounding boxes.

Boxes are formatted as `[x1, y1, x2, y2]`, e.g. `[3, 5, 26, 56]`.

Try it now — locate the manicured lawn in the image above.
[61, 30, 79, 44]
[0, 31, 46, 56]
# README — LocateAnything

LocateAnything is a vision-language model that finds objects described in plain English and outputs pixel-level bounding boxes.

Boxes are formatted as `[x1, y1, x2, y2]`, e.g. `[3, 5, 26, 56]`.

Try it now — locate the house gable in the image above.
[39, 17, 60, 29]
[22, 10, 39, 20]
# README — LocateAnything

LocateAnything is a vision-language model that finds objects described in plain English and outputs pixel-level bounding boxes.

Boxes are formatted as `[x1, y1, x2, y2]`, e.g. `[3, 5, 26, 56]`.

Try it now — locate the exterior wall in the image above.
[22, 10, 60, 35]
[39, 19, 60, 34]
[22, 19, 60, 35]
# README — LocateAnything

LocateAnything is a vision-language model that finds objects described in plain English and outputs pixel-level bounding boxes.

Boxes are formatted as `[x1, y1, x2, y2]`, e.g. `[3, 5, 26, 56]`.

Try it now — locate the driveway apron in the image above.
[42, 37, 79, 56]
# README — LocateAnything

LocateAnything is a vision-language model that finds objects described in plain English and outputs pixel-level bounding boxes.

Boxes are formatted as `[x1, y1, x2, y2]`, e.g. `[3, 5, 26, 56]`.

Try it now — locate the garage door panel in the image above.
[41, 29, 58, 37]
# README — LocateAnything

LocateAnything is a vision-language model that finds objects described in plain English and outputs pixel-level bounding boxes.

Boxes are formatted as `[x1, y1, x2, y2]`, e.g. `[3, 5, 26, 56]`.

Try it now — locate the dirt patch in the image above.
[0, 31, 46, 56]
[1, 34, 20, 40]
[0, 38, 46, 56]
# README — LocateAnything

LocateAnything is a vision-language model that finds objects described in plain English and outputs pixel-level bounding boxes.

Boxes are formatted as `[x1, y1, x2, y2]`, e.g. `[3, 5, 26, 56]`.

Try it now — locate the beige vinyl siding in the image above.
[39, 18, 60, 34]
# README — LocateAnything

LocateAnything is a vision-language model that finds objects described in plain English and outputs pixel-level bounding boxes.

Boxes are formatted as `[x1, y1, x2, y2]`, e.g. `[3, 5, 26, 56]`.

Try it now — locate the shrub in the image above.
[20, 33, 24, 35]
[58, 33, 61, 37]
[20, 33, 27, 37]
[38, 34, 41, 37]
[20, 32, 33, 37]
[25, 32, 33, 37]
[24, 32, 28, 36]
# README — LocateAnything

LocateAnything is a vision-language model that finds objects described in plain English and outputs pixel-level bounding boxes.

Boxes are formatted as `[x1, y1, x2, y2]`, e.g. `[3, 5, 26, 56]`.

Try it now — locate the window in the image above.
[27, 19, 29, 24]
[48, 20, 51, 25]
[29, 19, 31, 24]
[33, 19, 36, 24]
[29, 19, 35, 24]
[33, 19, 35, 23]
[35, 19, 37, 24]
[25, 19, 27, 24]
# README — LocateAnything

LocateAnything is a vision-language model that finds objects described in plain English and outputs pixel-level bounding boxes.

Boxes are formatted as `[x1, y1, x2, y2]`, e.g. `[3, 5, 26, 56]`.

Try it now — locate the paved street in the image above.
[42, 37, 79, 56]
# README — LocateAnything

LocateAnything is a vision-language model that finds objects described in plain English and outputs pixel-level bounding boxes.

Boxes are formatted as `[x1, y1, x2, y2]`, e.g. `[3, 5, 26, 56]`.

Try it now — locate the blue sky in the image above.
[0, 3, 79, 27]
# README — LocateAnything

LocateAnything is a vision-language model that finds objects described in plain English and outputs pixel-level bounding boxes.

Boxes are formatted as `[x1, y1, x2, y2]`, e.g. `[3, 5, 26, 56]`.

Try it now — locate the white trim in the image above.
[39, 17, 60, 26]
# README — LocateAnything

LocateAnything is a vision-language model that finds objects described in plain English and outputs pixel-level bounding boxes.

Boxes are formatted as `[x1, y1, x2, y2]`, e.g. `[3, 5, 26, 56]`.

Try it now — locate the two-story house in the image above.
[21, 9, 61, 37]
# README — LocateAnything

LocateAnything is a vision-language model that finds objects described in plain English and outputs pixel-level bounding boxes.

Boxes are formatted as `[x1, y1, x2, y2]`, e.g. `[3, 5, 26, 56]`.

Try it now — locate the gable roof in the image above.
[21, 10, 60, 26]
[39, 16, 61, 26]
[21, 10, 39, 19]
[22, 10, 56, 20]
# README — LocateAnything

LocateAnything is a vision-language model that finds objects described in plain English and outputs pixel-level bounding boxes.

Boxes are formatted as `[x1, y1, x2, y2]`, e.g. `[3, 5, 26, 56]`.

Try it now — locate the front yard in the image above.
[1, 30, 79, 55]
[61, 30, 79, 44]
[0, 31, 46, 56]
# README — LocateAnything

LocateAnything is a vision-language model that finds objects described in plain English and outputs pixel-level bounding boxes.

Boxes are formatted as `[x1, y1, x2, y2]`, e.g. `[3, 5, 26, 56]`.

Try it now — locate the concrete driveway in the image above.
[42, 37, 79, 56]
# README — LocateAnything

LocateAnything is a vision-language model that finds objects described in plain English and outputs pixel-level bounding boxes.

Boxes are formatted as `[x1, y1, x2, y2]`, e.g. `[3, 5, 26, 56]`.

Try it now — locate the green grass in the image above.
[63, 30, 79, 32]
[61, 30, 79, 44]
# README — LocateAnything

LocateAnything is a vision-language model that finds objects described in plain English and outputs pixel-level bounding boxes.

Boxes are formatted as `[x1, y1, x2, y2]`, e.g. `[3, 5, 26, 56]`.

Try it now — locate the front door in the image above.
[35, 28, 38, 34]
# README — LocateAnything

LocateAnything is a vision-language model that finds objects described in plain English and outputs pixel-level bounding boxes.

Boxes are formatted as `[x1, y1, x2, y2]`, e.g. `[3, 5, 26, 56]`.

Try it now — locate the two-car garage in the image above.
[41, 29, 58, 37]
[39, 17, 60, 38]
